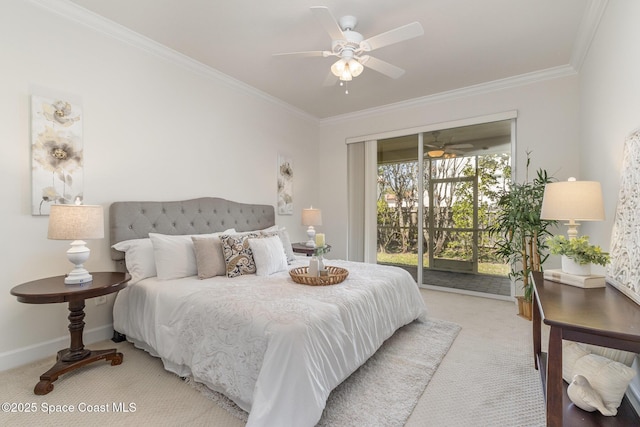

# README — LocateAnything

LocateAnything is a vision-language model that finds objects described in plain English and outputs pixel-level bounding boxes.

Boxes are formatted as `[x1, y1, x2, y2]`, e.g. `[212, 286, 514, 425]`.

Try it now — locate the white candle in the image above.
[308, 257, 319, 277]
[315, 233, 325, 247]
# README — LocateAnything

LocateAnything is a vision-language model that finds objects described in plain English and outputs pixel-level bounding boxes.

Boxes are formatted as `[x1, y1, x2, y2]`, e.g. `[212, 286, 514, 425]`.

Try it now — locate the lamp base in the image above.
[65, 269, 93, 285]
[65, 240, 93, 285]
[306, 226, 316, 248]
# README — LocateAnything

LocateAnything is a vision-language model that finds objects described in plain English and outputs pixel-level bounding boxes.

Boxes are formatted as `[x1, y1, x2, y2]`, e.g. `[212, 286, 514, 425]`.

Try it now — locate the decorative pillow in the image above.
[261, 225, 295, 263]
[584, 344, 637, 367]
[563, 341, 591, 383]
[150, 229, 235, 280]
[220, 233, 260, 278]
[112, 238, 156, 284]
[572, 353, 637, 410]
[192, 235, 227, 279]
[249, 235, 288, 276]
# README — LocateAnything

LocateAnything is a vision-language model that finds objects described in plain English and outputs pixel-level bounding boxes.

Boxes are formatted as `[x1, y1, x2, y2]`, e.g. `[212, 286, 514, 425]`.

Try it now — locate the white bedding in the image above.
[113, 257, 426, 426]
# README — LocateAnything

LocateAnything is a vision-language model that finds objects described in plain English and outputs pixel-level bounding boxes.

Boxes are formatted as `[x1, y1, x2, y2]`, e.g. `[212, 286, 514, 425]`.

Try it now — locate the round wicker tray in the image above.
[289, 266, 349, 286]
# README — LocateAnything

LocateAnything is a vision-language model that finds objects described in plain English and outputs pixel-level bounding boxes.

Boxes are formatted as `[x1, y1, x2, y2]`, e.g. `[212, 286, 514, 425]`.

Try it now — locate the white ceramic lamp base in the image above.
[65, 240, 93, 285]
[306, 226, 316, 248]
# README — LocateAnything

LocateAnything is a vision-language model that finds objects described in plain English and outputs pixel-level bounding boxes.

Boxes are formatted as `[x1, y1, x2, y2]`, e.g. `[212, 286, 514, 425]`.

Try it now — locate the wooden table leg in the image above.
[532, 292, 541, 370]
[33, 299, 123, 395]
[546, 325, 563, 427]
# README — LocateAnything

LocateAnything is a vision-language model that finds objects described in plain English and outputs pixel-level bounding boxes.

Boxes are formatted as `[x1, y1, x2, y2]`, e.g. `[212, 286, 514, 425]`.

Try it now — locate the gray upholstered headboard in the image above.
[109, 197, 275, 269]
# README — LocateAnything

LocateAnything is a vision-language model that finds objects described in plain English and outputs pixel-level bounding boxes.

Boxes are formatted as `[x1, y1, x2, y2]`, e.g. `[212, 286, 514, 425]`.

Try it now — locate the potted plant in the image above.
[547, 235, 610, 275]
[489, 154, 556, 319]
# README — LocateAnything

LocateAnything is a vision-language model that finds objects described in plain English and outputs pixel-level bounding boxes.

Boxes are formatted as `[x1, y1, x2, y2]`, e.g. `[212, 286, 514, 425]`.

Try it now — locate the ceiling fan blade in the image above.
[360, 22, 424, 51]
[273, 50, 331, 58]
[310, 6, 344, 41]
[360, 55, 405, 79]
[322, 71, 338, 87]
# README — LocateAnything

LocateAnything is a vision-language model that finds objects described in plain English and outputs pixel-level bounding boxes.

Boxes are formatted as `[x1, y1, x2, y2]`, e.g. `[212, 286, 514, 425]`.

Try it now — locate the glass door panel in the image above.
[376, 136, 420, 277]
[429, 170, 476, 273]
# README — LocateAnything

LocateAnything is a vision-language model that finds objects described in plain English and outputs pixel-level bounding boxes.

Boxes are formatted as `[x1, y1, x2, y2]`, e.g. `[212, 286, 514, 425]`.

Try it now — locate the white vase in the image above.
[561, 255, 591, 276]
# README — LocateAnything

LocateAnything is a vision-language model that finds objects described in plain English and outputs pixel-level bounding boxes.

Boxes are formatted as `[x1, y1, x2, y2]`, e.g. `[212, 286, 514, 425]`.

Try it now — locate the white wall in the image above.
[579, 0, 640, 252]
[578, 0, 640, 407]
[317, 76, 581, 262]
[0, 0, 318, 369]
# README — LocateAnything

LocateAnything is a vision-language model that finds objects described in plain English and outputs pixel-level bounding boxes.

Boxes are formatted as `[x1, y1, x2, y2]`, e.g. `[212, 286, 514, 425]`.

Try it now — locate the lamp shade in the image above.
[301, 207, 322, 226]
[48, 204, 104, 240]
[540, 179, 605, 221]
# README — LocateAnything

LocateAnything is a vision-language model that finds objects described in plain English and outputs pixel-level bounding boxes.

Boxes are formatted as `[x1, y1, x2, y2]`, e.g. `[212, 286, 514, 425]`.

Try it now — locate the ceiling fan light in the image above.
[348, 59, 364, 77]
[331, 59, 347, 77]
[428, 149, 445, 158]
[340, 69, 353, 81]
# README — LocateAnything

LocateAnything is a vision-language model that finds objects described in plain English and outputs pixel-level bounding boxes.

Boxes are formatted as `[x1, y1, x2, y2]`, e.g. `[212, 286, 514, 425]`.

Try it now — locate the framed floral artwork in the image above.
[31, 95, 83, 215]
[277, 154, 293, 215]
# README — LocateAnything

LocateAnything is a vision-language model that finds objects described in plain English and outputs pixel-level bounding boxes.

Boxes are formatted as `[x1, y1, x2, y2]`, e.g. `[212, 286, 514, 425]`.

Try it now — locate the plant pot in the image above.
[561, 255, 591, 276]
[516, 296, 532, 321]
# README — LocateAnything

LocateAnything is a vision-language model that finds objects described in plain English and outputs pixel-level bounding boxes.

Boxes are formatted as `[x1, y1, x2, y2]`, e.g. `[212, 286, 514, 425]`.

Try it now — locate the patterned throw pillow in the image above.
[220, 233, 260, 278]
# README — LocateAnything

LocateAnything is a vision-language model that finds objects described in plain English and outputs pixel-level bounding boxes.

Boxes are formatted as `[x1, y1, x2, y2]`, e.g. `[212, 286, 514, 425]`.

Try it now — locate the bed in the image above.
[110, 197, 427, 426]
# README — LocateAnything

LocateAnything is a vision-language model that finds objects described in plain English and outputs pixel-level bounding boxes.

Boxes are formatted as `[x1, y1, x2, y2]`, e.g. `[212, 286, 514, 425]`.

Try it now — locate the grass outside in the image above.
[376, 252, 509, 276]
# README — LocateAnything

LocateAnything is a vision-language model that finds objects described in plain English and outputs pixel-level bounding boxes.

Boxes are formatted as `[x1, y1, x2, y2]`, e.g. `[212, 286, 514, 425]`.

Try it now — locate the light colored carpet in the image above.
[185, 318, 460, 426]
[0, 289, 546, 426]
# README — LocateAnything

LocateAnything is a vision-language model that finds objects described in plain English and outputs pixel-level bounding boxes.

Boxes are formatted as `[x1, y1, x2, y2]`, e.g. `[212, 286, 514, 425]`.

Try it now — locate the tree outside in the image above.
[377, 153, 510, 276]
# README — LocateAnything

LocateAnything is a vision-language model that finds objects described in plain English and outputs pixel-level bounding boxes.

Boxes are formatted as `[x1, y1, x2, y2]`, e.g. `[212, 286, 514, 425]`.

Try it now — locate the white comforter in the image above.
[113, 258, 426, 426]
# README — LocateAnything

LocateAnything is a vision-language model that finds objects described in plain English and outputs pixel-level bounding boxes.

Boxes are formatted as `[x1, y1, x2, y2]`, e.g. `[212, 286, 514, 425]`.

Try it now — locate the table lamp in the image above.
[48, 204, 104, 284]
[540, 177, 605, 239]
[301, 207, 322, 247]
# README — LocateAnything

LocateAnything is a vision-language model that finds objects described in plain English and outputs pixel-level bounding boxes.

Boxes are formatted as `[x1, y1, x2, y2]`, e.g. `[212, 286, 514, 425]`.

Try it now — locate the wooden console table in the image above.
[532, 272, 640, 426]
[10, 272, 129, 395]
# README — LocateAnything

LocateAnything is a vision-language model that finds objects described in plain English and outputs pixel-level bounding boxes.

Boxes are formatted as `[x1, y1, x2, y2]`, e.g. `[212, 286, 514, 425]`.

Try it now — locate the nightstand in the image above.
[292, 243, 332, 256]
[10, 272, 130, 395]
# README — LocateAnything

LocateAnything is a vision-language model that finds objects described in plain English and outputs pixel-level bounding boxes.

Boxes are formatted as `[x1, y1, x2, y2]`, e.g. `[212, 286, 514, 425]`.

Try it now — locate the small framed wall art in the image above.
[277, 154, 293, 215]
[31, 94, 83, 215]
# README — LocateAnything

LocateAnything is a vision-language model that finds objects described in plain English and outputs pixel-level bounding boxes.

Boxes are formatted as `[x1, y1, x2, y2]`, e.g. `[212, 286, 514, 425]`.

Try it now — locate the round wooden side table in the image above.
[10, 272, 130, 395]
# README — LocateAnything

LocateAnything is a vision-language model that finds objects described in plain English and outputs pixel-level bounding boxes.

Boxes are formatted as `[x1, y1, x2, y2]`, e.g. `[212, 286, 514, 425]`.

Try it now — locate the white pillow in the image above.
[150, 229, 235, 280]
[573, 353, 637, 411]
[249, 235, 288, 276]
[563, 341, 591, 383]
[261, 225, 295, 263]
[112, 238, 156, 284]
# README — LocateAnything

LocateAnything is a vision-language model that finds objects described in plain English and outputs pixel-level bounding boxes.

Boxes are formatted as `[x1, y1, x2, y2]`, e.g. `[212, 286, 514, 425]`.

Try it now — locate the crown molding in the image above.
[29, 0, 601, 127]
[320, 64, 578, 126]
[27, 0, 319, 125]
[570, 0, 609, 71]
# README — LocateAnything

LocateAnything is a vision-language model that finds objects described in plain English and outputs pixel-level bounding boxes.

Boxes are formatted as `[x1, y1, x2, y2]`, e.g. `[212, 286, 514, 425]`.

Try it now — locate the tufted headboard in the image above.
[109, 197, 275, 269]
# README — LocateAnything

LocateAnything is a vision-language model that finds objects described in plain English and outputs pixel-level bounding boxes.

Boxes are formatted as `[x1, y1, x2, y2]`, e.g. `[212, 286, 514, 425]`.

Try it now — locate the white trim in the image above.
[0, 324, 114, 372]
[570, 0, 609, 71]
[324, 66, 571, 127]
[346, 111, 518, 145]
[27, 0, 318, 125]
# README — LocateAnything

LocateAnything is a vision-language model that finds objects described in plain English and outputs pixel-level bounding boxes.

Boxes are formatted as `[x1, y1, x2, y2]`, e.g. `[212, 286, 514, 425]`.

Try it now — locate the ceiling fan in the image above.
[425, 131, 474, 158]
[274, 6, 424, 91]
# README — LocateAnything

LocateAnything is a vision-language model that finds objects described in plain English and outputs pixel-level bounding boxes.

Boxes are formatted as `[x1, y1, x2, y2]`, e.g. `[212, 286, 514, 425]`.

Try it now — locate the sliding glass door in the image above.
[374, 120, 513, 293]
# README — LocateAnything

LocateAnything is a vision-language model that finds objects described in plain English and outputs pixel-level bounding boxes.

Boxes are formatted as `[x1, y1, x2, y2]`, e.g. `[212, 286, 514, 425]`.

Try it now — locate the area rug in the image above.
[185, 317, 461, 426]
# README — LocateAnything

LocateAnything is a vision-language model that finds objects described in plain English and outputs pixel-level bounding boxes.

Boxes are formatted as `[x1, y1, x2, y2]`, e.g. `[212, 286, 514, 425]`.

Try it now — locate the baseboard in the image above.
[0, 324, 114, 372]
